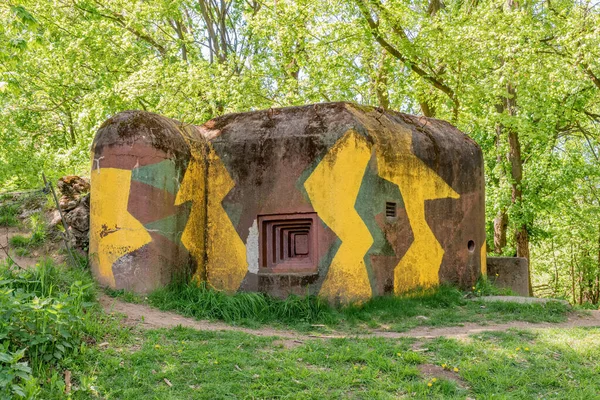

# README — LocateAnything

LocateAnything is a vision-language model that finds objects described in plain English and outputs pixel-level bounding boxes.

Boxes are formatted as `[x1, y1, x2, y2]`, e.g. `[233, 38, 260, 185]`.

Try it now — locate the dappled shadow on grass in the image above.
[426, 327, 600, 398]
[61, 327, 467, 399]
[41, 318, 600, 399]
[139, 282, 571, 334]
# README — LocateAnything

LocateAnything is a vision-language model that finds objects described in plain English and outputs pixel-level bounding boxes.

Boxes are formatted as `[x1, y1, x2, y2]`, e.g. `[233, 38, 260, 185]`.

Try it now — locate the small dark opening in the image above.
[385, 202, 396, 218]
[467, 240, 475, 252]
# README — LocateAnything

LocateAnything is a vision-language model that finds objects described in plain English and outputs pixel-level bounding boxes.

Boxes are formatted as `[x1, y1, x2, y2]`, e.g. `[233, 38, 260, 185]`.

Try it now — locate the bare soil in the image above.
[99, 294, 600, 340]
[0, 227, 39, 269]
[0, 226, 65, 269]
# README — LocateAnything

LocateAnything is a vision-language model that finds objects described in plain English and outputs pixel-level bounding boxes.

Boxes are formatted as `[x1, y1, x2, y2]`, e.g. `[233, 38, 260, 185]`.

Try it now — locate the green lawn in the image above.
[51, 325, 600, 399]
[2, 260, 594, 399]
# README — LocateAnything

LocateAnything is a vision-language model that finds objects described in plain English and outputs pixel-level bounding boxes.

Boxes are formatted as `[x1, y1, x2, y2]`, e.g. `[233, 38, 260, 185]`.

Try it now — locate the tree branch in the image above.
[355, 0, 459, 119]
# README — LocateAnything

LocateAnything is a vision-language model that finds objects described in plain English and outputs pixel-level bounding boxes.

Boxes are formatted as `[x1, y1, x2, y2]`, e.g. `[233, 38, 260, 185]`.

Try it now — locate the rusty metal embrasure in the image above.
[258, 213, 318, 274]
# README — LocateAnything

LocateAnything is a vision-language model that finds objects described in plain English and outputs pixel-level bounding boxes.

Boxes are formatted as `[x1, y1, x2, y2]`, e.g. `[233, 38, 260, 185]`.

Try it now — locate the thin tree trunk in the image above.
[551, 237, 559, 296]
[375, 51, 390, 110]
[493, 210, 508, 253]
[66, 109, 76, 145]
[596, 225, 600, 303]
[171, 18, 188, 62]
[571, 242, 576, 304]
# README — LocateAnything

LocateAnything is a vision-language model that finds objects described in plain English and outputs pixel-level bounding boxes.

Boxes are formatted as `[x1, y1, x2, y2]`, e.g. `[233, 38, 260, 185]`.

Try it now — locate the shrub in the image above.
[0, 260, 95, 396]
[0, 347, 39, 399]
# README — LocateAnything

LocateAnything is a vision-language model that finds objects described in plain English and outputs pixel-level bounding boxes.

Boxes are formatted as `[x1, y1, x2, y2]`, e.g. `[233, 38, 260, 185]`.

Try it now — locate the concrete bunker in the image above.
[89, 102, 486, 303]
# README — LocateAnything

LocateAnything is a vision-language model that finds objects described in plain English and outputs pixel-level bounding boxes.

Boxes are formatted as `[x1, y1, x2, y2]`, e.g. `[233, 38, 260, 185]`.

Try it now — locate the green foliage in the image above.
[0, 347, 38, 400]
[26, 213, 46, 247]
[473, 275, 516, 297]
[7, 235, 28, 249]
[0, 0, 598, 301]
[14, 248, 29, 257]
[0, 259, 95, 395]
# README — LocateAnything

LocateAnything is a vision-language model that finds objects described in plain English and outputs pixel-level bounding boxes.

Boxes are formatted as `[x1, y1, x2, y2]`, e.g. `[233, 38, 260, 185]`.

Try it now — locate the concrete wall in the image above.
[487, 257, 530, 297]
[89, 103, 486, 303]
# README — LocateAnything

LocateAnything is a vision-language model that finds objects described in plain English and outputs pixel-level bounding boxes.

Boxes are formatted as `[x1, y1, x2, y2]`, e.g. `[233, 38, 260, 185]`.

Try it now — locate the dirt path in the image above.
[99, 294, 600, 340]
[0, 227, 39, 268]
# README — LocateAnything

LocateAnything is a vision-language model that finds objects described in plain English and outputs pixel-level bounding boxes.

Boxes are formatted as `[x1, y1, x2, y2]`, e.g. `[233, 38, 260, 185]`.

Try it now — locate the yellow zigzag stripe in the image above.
[175, 139, 247, 293]
[304, 130, 374, 303]
[175, 147, 207, 281]
[203, 149, 247, 292]
[89, 168, 152, 288]
[375, 131, 459, 293]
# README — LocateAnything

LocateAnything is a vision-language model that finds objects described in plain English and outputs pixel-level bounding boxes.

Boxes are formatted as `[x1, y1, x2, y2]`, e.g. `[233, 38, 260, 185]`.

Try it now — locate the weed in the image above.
[27, 213, 46, 247]
[105, 288, 143, 304]
[9, 235, 29, 249]
[7, 212, 48, 251]
[0, 204, 19, 227]
[0, 259, 97, 395]
[43, 194, 55, 212]
[15, 248, 30, 257]
[0, 346, 39, 399]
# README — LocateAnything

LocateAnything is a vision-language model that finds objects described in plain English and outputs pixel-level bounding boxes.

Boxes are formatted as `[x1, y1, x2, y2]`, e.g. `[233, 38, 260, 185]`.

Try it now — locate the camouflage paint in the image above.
[203, 148, 248, 292]
[89, 103, 486, 303]
[174, 142, 208, 282]
[355, 154, 405, 296]
[304, 130, 374, 303]
[89, 168, 152, 287]
[374, 127, 460, 293]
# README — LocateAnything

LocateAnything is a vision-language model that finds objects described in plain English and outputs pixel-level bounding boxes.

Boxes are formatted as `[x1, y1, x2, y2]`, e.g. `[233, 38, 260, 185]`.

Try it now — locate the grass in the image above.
[9, 234, 30, 248]
[45, 324, 600, 399]
[7, 212, 47, 254]
[54, 327, 461, 399]
[426, 328, 600, 398]
[138, 280, 571, 334]
[147, 281, 335, 329]
[0, 203, 19, 227]
[0, 260, 588, 399]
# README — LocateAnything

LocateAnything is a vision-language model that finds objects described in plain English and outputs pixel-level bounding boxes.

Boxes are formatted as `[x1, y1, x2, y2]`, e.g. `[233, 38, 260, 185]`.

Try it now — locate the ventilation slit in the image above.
[386, 202, 397, 218]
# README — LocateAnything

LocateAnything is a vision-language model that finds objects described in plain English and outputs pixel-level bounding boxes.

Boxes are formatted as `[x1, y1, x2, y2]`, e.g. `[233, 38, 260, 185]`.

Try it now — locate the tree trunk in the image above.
[596, 225, 600, 303]
[571, 242, 576, 304]
[493, 210, 508, 253]
[374, 52, 390, 110]
[502, 82, 531, 294]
